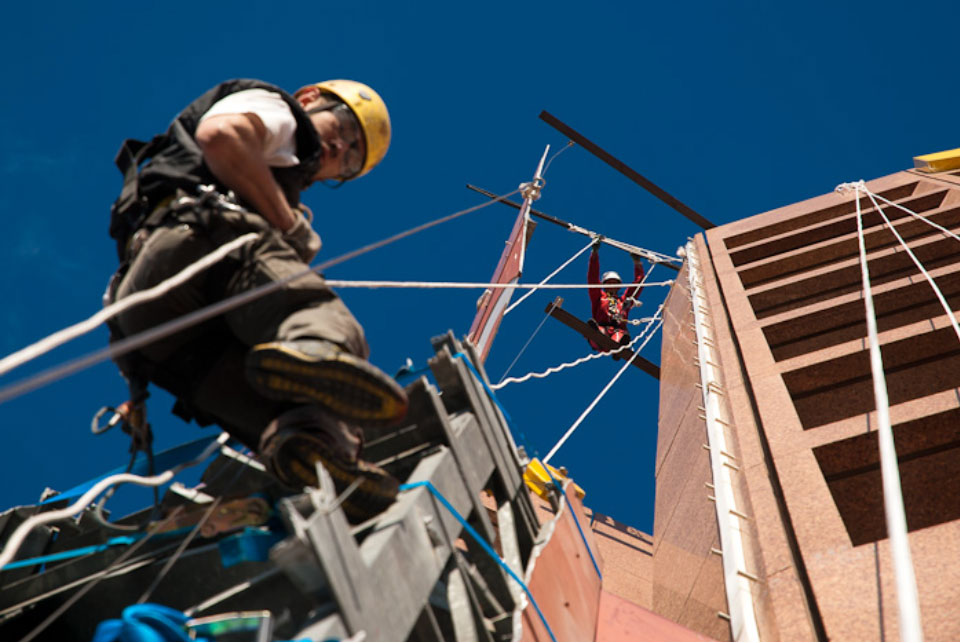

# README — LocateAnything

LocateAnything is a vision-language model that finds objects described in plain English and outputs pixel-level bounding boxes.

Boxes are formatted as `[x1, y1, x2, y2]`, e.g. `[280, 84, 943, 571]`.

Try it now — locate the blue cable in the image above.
[2, 535, 139, 571]
[94, 603, 198, 642]
[542, 466, 602, 580]
[41, 435, 225, 506]
[1, 526, 195, 571]
[399, 481, 557, 642]
[452, 352, 513, 425]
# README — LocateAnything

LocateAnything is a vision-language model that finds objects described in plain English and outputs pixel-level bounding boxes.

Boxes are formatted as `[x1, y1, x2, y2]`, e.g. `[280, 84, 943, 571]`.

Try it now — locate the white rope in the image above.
[0, 190, 522, 406]
[493, 306, 662, 390]
[861, 185, 960, 245]
[542, 313, 664, 465]
[856, 185, 960, 344]
[838, 180, 923, 641]
[504, 239, 595, 316]
[496, 303, 559, 386]
[322, 279, 675, 290]
[0, 233, 259, 379]
[0, 433, 228, 571]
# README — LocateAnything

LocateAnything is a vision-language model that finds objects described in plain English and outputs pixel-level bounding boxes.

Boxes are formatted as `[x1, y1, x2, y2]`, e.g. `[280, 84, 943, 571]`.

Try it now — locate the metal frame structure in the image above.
[0, 333, 542, 642]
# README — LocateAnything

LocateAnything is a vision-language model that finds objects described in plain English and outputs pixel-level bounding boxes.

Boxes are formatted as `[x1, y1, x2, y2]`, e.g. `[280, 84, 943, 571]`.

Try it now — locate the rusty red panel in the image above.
[596, 590, 715, 642]
[467, 208, 526, 362]
[521, 482, 603, 641]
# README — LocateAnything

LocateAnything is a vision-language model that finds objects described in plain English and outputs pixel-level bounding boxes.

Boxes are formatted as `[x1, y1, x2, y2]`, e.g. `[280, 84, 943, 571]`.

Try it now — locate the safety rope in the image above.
[0, 433, 227, 571]
[504, 239, 596, 315]
[327, 250, 669, 296]
[863, 184, 960, 245]
[321, 279, 676, 290]
[854, 182, 960, 343]
[493, 305, 663, 390]
[0, 190, 521, 407]
[542, 312, 664, 465]
[0, 233, 259, 379]
[836, 180, 923, 641]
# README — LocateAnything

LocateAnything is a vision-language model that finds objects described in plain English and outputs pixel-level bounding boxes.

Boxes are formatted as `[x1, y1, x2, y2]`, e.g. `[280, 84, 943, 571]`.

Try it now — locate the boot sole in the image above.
[270, 432, 399, 523]
[247, 344, 408, 427]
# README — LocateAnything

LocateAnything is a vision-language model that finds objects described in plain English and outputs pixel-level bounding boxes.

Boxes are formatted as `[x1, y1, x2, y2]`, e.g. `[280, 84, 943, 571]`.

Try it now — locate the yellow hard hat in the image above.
[312, 80, 390, 179]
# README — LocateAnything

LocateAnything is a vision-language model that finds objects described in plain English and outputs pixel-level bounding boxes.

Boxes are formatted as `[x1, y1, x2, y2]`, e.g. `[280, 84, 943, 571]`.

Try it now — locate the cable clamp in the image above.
[519, 177, 546, 201]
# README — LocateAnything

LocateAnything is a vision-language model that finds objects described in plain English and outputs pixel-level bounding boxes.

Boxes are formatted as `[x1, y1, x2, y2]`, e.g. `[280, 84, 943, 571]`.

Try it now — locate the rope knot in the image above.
[835, 180, 867, 195]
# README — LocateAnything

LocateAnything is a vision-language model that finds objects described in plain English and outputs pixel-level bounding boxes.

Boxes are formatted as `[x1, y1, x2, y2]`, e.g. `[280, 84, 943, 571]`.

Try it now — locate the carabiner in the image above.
[91, 405, 123, 435]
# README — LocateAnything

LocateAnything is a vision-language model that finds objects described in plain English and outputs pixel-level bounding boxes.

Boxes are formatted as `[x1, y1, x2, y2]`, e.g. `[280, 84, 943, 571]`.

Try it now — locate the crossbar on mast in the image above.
[465, 184, 680, 271]
[538, 111, 716, 230]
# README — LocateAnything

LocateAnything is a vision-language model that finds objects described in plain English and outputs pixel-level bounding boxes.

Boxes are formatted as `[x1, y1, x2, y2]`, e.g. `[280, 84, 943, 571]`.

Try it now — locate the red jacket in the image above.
[588, 249, 644, 331]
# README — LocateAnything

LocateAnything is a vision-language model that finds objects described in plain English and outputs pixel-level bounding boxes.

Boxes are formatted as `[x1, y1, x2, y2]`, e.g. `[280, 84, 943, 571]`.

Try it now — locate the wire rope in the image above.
[540, 141, 575, 177]
[542, 313, 664, 465]
[504, 238, 595, 315]
[136, 497, 223, 605]
[321, 280, 675, 290]
[0, 190, 521, 407]
[20, 506, 189, 642]
[496, 301, 560, 386]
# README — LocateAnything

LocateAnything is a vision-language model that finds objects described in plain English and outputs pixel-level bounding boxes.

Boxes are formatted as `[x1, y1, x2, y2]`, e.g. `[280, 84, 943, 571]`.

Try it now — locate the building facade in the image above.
[656, 167, 960, 640]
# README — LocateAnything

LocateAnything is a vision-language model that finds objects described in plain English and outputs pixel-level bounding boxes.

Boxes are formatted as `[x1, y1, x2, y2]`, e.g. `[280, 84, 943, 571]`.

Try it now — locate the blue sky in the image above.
[0, 1, 954, 533]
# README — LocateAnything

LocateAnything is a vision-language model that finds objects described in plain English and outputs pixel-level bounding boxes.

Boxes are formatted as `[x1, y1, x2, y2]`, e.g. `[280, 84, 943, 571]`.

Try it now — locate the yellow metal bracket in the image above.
[523, 458, 585, 500]
[914, 148, 960, 173]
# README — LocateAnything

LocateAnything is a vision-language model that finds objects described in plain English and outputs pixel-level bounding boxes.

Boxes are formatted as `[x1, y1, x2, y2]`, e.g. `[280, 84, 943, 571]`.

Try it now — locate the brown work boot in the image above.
[246, 339, 408, 428]
[259, 406, 399, 523]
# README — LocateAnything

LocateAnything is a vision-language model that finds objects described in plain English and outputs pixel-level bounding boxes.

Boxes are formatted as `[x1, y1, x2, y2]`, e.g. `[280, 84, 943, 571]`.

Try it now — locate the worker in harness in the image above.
[105, 78, 406, 522]
[586, 237, 645, 351]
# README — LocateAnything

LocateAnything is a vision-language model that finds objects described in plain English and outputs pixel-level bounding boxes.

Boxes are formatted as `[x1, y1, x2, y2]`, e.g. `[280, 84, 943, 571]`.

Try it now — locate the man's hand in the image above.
[630, 252, 643, 264]
[283, 212, 321, 263]
[591, 234, 604, 249]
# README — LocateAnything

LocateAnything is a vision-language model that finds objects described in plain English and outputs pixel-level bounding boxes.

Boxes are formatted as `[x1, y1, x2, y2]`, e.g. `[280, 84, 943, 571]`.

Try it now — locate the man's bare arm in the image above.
[195, 113, 298, 232]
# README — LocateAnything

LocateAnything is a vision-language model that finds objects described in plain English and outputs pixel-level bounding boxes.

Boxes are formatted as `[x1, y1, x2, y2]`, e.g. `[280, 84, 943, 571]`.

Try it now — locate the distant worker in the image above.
[587, 237, 645, 351]
[105, 78, 407, 522]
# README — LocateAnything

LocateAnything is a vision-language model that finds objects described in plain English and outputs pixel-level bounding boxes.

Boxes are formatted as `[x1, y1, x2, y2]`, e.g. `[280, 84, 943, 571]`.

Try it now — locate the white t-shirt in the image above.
[198, 89, 299, 167]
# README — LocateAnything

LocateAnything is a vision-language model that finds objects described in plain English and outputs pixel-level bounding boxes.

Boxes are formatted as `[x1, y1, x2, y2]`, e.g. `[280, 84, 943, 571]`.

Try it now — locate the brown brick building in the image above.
[655, 167, 960, 640]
